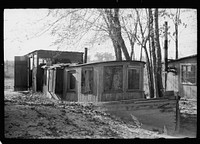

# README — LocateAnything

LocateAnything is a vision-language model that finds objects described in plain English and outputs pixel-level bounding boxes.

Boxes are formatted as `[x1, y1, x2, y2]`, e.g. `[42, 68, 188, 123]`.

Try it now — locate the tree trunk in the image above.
[143, 43, 154, 99]
[111, 36, 122, 61]
[149, 8, 158, 98]
[154, 8, 163, 97]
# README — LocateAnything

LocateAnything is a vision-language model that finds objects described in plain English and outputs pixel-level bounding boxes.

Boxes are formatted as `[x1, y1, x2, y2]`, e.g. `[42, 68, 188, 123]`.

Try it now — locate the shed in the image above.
[163, 54, 197, 99]
[44, 60, 145, 102]
[14, 49, 84, 92]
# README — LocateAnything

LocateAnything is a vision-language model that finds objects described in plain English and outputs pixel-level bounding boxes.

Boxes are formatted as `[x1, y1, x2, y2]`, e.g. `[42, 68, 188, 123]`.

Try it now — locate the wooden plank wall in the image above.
[62, 61, 145, 102]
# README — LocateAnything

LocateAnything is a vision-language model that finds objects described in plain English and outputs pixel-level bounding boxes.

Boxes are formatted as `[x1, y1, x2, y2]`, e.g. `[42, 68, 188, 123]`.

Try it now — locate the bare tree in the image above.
[102, 9, 131, 61]
[134, 9, 155, 98]
[154, 8, 163, 98]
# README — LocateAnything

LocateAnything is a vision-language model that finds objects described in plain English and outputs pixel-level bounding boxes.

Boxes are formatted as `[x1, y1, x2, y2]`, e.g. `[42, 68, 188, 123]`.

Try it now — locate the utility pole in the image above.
[164, 21, 168, 91]
[175, 9, 180, 59]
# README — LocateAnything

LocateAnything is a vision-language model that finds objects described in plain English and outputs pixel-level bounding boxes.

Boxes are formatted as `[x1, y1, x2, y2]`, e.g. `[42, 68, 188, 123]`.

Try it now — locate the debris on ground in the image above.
[5, 90, 176, 139]
[4, 78, 195, 139]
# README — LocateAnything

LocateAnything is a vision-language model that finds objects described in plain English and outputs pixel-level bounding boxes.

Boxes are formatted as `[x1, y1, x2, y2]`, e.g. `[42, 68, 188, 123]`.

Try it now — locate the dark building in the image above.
[14, 49, 83, 92]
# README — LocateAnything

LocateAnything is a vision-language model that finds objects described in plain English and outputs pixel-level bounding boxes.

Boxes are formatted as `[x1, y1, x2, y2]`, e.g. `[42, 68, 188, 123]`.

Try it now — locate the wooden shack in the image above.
[162, 54, 197, 100]
[14, 50, 83, 92]
[50, 61, 145, 102]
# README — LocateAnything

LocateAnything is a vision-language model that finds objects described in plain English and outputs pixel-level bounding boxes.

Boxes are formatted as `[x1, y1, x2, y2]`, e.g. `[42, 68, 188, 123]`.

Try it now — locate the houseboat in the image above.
[42, 60, 180, 135]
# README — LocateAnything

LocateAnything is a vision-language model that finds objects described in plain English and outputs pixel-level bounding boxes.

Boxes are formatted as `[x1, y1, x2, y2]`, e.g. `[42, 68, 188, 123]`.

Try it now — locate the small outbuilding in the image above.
[43, 60, 145, 102]
[163, 54, 197, 100]
[14, 49, 84, 92]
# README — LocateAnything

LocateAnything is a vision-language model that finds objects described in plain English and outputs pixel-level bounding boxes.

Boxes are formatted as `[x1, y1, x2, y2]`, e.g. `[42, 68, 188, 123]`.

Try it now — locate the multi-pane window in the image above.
[104, 65, 123, 92]
[67, 70, 76, 91]
[128, 68, 140, 90]
[81, 68, 93, 94]
[181, 64, 196, 85]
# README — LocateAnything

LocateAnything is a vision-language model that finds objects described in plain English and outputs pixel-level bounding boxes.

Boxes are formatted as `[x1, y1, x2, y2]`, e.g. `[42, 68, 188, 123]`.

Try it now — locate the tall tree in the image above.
[154, 8, 163, 97]
[149, 8, 159, 98]
[134, 9, 155, 99]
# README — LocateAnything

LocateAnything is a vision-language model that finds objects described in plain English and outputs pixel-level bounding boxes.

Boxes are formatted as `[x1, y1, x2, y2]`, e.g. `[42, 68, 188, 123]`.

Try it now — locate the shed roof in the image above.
[69, 60, 146, 68]
[26, 49, 84, 56]
[41, 60, 145, 69]
[168, 54, 197, 63]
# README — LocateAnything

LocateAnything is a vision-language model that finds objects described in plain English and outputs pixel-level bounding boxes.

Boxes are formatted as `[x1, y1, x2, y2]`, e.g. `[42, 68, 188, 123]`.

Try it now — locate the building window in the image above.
[67, 70, 76, 91]
[181, 64, 196, 85]
[104, 65, 123, 92]
[128, 67, 140, 90]
[43, 69, 47, 85]
[81, 68, 93, 94]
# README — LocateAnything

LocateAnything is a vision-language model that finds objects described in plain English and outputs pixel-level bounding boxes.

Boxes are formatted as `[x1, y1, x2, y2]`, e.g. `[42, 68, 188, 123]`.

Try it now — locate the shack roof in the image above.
[41, 63, 78, 69]
[26, 49, 84, 55]
[69, 60, 146, 68]
[42, 60, 145, 69]
[168, 54, 197, 63]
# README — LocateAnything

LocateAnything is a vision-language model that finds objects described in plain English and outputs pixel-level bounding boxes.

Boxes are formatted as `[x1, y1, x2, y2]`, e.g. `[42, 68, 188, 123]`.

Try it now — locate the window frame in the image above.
[103, 65, 123, 93]
[81, 67, 94, 94]
[180, 63, 197, 85]
[127, 66, 141, 91]
[67, 70, 76, 92]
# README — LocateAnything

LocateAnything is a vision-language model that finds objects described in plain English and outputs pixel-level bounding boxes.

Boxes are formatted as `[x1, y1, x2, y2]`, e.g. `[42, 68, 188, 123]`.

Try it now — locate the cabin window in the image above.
[30, 57, 33, 70]
[104, 65, 123, 92]
[43, 69, 47, 85]
[127, 67, 140, 90]
[81, 68, 93, 94]
[39, 58, 46, 65]
[48, 69, 54, 92]
[67, 70, 76, 91]
[181, 64, 196, 85]
[33, 54, 37, 67]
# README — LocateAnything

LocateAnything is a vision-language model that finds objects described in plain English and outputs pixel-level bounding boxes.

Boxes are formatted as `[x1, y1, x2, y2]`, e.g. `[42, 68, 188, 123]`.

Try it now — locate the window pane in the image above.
[81, 68, 93, 94]
[69, 72, 76, 90]
[128, 68, 140, 89]
[181, 64, 196, 84]
[104, 66, 123, 91]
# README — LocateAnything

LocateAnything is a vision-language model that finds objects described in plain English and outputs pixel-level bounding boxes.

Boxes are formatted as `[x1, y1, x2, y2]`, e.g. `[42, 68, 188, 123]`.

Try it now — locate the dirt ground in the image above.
[4, 78, 196, 139]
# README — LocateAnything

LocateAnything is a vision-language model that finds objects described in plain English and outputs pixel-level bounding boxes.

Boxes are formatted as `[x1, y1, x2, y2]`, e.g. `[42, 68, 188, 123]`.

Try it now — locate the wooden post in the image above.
[175, 95, 180, 133]
[175, 22, 178, 59]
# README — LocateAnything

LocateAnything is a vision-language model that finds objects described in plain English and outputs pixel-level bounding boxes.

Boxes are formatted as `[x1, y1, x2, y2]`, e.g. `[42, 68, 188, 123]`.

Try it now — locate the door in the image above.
[14, 56, 28, 91]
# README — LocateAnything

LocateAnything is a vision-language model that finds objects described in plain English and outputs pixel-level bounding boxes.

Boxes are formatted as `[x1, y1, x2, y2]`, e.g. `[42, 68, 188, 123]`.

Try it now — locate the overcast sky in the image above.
[4, 9, 197, 61]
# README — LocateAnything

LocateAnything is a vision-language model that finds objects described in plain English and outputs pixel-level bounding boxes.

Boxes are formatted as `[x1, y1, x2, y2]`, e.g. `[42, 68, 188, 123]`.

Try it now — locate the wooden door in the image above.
[14, 56, 28, 91]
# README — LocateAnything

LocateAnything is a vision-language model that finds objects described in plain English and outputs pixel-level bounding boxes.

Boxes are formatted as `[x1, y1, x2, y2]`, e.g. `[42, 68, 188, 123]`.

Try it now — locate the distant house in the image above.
[14, 49, 84, 92]
[163, 54, 197, 100]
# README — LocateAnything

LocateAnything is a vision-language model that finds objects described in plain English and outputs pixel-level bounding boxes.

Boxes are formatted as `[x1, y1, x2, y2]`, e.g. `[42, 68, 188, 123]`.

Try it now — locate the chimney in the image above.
[164, 21, 168, 72]
[84, 48, 88, 63]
